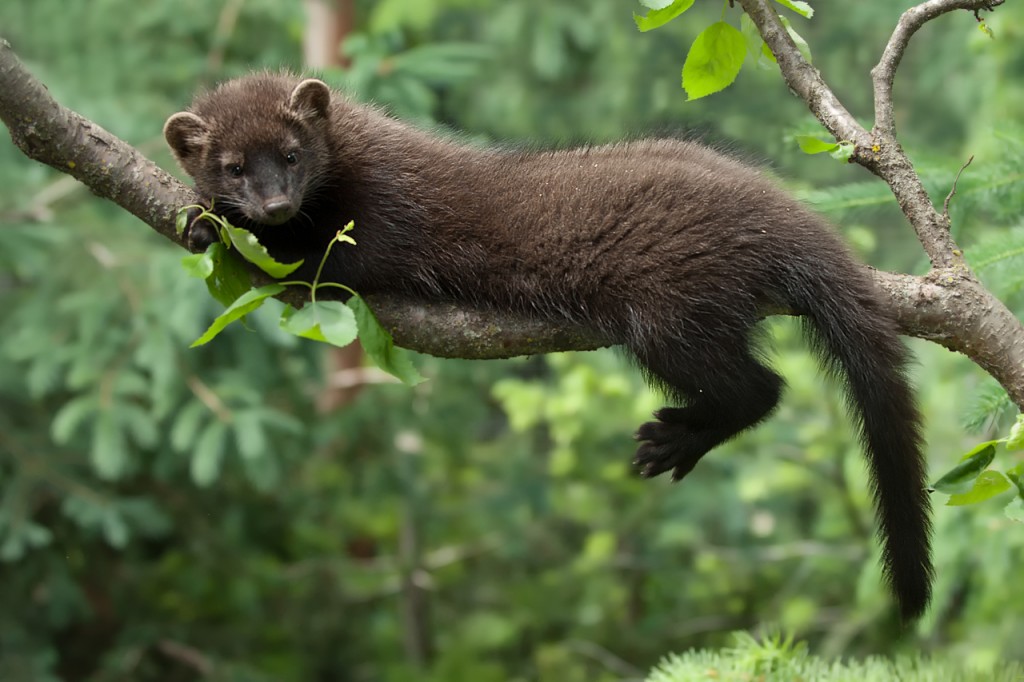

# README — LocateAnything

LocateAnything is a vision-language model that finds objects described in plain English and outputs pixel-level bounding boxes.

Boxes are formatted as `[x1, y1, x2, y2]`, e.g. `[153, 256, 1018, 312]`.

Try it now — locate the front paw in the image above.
[183, 204, 219, 253]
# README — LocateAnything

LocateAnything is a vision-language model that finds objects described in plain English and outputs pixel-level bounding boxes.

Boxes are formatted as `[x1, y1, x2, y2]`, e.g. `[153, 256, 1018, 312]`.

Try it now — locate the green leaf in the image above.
[1005, 496, 1024, 523]
[233, 411, 267, 461]
[830, 142, 855, 162]
[51, 395, 98, 444]
[348, 295, 424, 386]
[774, 0, 814, 18]
[1007, 463, 1024, 497]
[780, 16, 812, 64]
[1006, 414, 1024, 450]
[222, 222, 304, 278]
[740, 14, 775, 68]
[930, 441, 998, 494]
[182, 247, 216, 279]
[191, 421, 227, 487]
[946, 470, 1013, 506]
[171, 401, 208, 452]
[682, 22, 747, 101]
[796, 135, 839, 155]
[92, 411, 128, 480]
[634, 0, 695, 32]
[191, 284, 286, 347]
[175, 207, 190, 236]
[280, 301, 358, 347]
[102, 511, 130, 548]
[206, 244, 252, 307]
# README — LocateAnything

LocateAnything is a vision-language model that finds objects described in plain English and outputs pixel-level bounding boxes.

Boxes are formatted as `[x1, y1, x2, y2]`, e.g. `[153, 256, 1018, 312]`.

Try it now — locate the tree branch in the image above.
[2, 35, 1024, 406]
[0, 38, 608, 360]
[872, 0, 1004, 138]
[736, 0, 1024, 408]
[739, 0, 1003, 270]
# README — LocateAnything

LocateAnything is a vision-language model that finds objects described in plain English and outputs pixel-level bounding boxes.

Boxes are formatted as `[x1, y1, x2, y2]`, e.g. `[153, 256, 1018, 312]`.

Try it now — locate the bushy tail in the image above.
[797, 271, 933, 620]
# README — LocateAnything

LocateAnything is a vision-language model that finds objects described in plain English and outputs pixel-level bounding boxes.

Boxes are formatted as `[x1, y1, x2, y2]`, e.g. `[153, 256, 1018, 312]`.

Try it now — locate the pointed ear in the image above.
[288, 79, 331, 120]
[164, 112, 210, 164]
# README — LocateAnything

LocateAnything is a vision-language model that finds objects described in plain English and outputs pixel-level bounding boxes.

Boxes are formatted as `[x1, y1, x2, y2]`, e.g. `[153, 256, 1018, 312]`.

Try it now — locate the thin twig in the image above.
[943, 155, 975, 218]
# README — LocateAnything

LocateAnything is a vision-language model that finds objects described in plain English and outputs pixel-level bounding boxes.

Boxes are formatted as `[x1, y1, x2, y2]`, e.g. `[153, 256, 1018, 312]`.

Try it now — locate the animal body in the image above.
[165, 72, 933, 619]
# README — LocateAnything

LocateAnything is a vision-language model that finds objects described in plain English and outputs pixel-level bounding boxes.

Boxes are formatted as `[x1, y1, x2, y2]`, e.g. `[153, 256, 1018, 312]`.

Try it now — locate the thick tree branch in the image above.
[0, 38, 608, 360]
[2, 36, 1024, 406]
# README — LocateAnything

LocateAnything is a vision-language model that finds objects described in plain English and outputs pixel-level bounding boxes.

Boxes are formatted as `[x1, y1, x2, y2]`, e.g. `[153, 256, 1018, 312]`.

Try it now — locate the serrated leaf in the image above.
[206, 245, 252, 307]
[634, 0, 695, 32]
[280, 301, 358, 347]
[348, 295, 424, 386]
[796, 135, 839, 155]
[930, 441, 998, 494]
[191, 421, 227, 487]
[223, 222, 303, 278]
[774, 0, 813, 18]
[1006, 414, 1024, 450]
[682, 22, 746, 100]
[946, 470, 1012, 506]
[191, 284, 286, 347]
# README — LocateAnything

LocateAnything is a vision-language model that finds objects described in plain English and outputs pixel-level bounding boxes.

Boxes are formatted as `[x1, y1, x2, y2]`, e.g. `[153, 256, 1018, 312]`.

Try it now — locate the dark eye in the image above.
[227, 163, 243, 178]
[285, 151, 298, 165]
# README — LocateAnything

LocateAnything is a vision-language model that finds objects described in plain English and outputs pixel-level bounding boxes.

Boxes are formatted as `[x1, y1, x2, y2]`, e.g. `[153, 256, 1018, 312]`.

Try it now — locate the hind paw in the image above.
[633, 418, 702, 482]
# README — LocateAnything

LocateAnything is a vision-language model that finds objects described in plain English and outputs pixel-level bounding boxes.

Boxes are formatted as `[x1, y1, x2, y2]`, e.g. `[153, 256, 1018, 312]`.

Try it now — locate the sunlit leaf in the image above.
[946, 470, 1012, 506]
[223, 222, 304, 278]
[634, 0, 695, 32]
[190, 284, 286, 347]
[774, 0, 814, 19]
[280, 301, 358, 347]
[930, 441, 998, 494]
[1006, 414, 1024, 450]
[796, 135, 839, 155]
[181, 249, 215, 279]
[682, 22, 746, 100]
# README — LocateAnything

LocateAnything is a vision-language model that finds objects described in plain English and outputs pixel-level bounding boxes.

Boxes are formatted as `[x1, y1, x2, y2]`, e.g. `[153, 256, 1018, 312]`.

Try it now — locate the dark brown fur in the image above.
[165, 72, 933, 619]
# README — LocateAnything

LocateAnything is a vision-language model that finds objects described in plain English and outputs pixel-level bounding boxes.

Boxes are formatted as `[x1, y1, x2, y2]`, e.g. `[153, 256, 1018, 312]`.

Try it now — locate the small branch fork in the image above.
[737, 0, 1024, 408]
[2, 3, 1024, 408]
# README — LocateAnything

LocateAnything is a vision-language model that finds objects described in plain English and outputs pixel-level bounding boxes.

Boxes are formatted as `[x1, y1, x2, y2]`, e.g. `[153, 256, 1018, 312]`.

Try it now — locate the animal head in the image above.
[164, 74, 333, 226]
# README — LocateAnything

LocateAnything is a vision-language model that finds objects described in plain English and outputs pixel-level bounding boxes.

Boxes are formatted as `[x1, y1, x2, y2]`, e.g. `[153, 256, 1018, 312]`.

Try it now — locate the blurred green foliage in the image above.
[1, 0, 1023, 680]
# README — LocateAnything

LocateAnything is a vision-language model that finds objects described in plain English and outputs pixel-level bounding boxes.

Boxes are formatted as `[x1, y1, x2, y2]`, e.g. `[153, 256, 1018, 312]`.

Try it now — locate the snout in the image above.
[259, 196, 297, 225]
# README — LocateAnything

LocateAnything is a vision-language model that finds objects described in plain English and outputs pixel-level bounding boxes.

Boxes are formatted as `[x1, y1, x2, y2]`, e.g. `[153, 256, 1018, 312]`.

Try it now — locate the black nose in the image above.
[263, 197, 294, 220]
